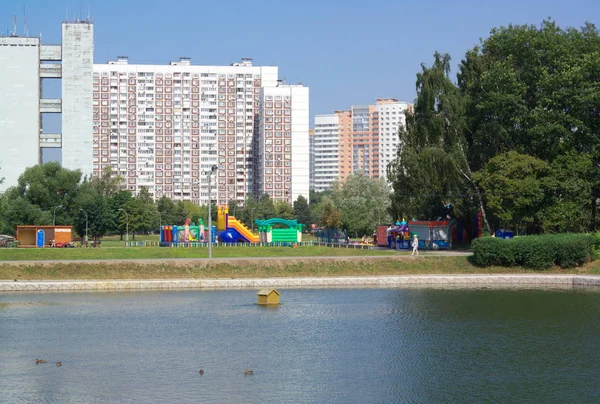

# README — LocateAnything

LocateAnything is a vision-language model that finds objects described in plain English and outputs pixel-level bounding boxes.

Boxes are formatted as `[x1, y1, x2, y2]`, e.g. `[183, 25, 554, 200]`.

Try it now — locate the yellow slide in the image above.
[228, 216, 259, 243]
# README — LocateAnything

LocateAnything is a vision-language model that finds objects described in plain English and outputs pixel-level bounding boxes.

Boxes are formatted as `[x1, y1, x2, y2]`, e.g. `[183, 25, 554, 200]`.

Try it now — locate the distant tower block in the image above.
[257, 288, 280, 305]
[61, 21, 94, 178]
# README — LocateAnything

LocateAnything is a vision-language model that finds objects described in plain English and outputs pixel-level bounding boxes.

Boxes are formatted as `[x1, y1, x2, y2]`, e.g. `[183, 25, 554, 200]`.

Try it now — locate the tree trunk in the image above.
[473, 182, 492, 235]
[591, 196, 597, 232]
[457, 153, 492, 236]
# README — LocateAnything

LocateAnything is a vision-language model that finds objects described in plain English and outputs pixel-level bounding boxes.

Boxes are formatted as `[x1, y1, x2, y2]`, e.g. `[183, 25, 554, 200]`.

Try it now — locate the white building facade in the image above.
[375, 98, 411, 182]
[310, 98, 411, 191]
[256, 85, 310, 203]
[93, 57, 311, 205]
[0, 36, 41, 192]
[62, 22, 94, 178]
[312, 114, 339, 192]
[0, 20, 94, 193]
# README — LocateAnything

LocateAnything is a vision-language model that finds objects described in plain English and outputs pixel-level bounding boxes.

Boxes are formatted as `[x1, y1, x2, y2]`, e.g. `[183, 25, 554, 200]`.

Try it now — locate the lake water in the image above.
[1, 287, 599, 403]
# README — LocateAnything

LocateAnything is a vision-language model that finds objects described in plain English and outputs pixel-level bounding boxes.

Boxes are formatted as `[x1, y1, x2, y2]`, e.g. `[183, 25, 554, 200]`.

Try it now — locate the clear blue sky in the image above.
[1, 0, 598, 162]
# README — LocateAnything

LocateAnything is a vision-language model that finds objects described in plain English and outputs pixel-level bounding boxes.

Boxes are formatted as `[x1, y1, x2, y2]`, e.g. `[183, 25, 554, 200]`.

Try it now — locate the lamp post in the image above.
[79, 208, 88, 243]
[52, 205, 63, 226]
[118, 208, 129, 242]
[250, 207, 256, 233]
[207, 164, 218, 259]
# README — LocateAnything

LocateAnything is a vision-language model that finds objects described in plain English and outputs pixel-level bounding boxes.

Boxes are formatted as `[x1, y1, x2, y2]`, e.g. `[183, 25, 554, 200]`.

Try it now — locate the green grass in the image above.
[1, 256, 596, 281]
[0, 245, 396, 261]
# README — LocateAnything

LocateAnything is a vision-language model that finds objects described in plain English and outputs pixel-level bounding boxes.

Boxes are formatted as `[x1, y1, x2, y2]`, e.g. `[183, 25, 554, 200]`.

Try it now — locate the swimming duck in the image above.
[199, 369, 204, 375]
[56, 362, 62, 367]
[244, 369, 253, 375]
[35, 359, 47, 364]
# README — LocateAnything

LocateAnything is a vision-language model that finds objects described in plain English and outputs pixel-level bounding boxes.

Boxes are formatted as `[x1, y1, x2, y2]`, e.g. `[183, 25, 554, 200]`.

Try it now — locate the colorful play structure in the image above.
[376, 219, 452, 250]
[159, 205, 303, 245]
[255, 218, 304, 243]
[160, 218, 210, 244]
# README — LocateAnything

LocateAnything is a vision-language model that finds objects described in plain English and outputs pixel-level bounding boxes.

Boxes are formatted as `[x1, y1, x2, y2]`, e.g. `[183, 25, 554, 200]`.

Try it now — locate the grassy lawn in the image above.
[1, 256, 597, 281]
[0, 245, 396, 261]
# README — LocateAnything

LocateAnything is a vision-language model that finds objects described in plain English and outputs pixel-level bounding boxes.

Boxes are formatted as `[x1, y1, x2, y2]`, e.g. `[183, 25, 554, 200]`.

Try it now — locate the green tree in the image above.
[320, 198, 343, 229]
[5, 162, 82, 226]
[293, 195, 312, 229]
[124, 187, 158, 239]
[0, 197, 50, 235]
[237, 196, 259, 227]
[255, 193, 276, 220]
[458, 20, 600, 229]
[332, 173, 391, 237]
[473, 151, 550, 233]
[539, 152, 594, 233]
[72, 182, 110, 241]
[274, 201, 294, 220]
[388, 52, 490, 232]
[108, 190, 133, 239]
[90, 166, 123, 197]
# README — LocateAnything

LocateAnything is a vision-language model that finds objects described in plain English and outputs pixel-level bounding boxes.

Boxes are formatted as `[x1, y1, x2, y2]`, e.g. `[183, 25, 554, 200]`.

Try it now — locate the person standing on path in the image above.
[411, 234, 419, 256]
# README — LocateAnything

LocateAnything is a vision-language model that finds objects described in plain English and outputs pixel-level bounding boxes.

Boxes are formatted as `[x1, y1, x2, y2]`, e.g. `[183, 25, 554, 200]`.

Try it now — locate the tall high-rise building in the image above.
[0, 20, 310, 203]
[93, 57, 308, 205]
[0, 35, 41, 192]
[313, 114, 339, 192]
[0, 20, 94, 192]
[374, 98, 411, 181]
[308, 129, 315, 191]
[310, 98, 411, 191]
[62, 22, 94, 177]
[256, 85, 310, 203]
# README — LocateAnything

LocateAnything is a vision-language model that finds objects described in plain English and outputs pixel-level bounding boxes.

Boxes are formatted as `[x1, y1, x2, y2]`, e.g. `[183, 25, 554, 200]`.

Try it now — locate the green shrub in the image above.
[471, 233, 593, 269]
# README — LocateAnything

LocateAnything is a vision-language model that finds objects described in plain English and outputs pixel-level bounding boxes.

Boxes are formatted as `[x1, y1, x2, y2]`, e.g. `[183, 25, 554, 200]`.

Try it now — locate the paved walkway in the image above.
[1, 274, 598, 293]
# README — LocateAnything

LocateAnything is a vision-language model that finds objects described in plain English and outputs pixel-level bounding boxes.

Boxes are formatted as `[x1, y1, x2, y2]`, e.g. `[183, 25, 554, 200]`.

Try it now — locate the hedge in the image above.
[471, 234, 594, 269]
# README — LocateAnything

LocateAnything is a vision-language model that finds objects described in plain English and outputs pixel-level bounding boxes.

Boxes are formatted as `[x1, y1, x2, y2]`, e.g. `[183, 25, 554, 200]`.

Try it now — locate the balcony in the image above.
[40, 63, 62, 78]
[40, 45, 61, 61]
[40, 98, 62, 113]
[39, 133, 61, 148]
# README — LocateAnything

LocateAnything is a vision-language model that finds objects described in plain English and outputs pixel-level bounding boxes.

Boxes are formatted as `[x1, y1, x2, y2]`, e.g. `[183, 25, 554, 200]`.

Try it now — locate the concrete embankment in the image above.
[1, 274, 599, 293]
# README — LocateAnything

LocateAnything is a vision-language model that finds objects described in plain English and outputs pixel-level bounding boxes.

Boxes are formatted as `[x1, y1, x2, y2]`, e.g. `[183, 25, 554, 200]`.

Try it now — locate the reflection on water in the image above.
[1, 287, 599, 403]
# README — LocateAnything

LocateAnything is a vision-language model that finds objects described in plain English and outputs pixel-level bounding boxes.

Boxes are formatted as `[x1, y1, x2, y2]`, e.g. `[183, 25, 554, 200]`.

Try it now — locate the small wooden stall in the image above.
[257, 288, 280, 305]
[16, 226, 72, 248]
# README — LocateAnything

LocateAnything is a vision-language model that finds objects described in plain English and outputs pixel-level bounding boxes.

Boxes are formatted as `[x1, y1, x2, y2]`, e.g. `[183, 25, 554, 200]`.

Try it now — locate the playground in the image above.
[159, 205, 305, 247]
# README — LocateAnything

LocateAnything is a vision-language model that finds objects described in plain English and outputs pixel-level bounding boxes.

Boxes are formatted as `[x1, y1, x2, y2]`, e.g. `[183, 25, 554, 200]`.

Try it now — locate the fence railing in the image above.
[121, 240, 375, 250]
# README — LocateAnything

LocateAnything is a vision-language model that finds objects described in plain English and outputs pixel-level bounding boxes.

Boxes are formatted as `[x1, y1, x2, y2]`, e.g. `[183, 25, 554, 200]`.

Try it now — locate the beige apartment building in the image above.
[312, 98, 411, 191]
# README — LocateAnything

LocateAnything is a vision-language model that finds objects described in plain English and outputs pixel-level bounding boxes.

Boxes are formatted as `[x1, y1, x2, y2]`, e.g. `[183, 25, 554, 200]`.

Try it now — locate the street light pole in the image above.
[207, 164, 218, 259]
[250, 208, 256, 233]
[119, 208, 129, 242]
[52, 205, 63, 226]
[79, 208, 88, 243]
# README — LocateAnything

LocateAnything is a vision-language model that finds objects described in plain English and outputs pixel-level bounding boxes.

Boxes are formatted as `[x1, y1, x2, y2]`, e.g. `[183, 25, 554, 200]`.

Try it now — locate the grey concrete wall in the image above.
[0, 37, 41, 192]
[1, 275, 599, 293]
[61, 23, 93, 177]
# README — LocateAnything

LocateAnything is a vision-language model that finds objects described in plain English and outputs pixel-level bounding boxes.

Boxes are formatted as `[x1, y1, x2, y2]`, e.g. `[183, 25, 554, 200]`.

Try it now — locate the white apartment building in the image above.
[375, 98, 411, 182]
[310, 98, 411, 191]
[313, 114, 339, 192]
[0, 20, 93, 192]
[92, 57, 290, 205]
[256, 85, 310, 203]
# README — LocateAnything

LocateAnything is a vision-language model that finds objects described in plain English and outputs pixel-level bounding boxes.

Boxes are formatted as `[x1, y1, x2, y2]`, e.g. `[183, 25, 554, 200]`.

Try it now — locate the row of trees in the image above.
[388, 20, 600, 234]
[0, 163, 391, 240]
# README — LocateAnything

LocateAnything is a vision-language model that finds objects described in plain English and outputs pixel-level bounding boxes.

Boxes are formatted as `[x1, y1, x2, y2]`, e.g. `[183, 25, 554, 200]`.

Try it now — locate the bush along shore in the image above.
[471, 234, 596, 270]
